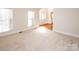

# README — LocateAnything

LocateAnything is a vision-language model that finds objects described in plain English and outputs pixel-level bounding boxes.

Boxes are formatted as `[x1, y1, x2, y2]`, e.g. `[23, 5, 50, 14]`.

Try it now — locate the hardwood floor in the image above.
[40, 23, 53, 30]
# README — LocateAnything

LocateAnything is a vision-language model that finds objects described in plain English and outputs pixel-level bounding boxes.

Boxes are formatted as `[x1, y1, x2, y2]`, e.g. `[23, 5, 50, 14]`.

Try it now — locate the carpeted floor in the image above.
[0, 27, 79, 51]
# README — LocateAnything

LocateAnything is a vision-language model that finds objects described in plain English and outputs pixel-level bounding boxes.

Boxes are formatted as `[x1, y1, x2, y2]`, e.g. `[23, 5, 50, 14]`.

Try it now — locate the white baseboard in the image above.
[54, 30, 79, 38]
[0, 26, 37, 37]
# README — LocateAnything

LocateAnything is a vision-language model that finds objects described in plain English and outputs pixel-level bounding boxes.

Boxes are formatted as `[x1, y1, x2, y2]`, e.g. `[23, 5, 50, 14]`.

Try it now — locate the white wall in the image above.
[13, 8, 28, 31]
[53, 8, 79, 37]
[13, 8, 39, 30]
[0, 8, 40, 37]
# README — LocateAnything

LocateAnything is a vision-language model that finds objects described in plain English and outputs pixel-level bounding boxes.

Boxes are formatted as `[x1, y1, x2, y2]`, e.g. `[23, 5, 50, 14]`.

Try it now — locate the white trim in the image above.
[0, 26, 37, 37]
[53, 30, 79, 38]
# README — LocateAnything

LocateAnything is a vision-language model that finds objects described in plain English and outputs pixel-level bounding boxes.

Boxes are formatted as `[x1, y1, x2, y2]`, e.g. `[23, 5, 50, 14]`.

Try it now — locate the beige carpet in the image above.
[0, 27, 79, 51]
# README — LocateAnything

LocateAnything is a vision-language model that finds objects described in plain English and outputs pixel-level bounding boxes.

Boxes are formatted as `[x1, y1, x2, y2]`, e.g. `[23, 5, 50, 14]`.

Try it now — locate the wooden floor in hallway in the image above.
[40, 23, 53, 30]
[0, 27, 79, 51]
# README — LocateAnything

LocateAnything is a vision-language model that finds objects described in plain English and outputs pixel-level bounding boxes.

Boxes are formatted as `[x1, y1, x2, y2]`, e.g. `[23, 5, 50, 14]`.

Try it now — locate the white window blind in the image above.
[28, 11, 35, 27]
[0, 9, 13, 33]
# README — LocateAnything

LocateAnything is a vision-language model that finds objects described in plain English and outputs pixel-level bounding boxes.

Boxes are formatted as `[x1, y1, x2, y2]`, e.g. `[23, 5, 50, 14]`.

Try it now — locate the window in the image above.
[28, 11, 35, 27]
[39, 12, 46, 20]
[39, 10, 46, 21]
[0, 9, 13, 33]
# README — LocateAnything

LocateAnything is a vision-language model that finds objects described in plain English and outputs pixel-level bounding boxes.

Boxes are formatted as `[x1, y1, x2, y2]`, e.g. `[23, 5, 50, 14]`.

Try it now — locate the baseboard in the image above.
[53, 30, 79, 38]
[0, 26, 37, 37]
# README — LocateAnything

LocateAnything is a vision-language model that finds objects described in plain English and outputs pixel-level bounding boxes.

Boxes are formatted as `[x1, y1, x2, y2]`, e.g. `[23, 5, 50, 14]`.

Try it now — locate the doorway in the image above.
[39, 8, 53, 30]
